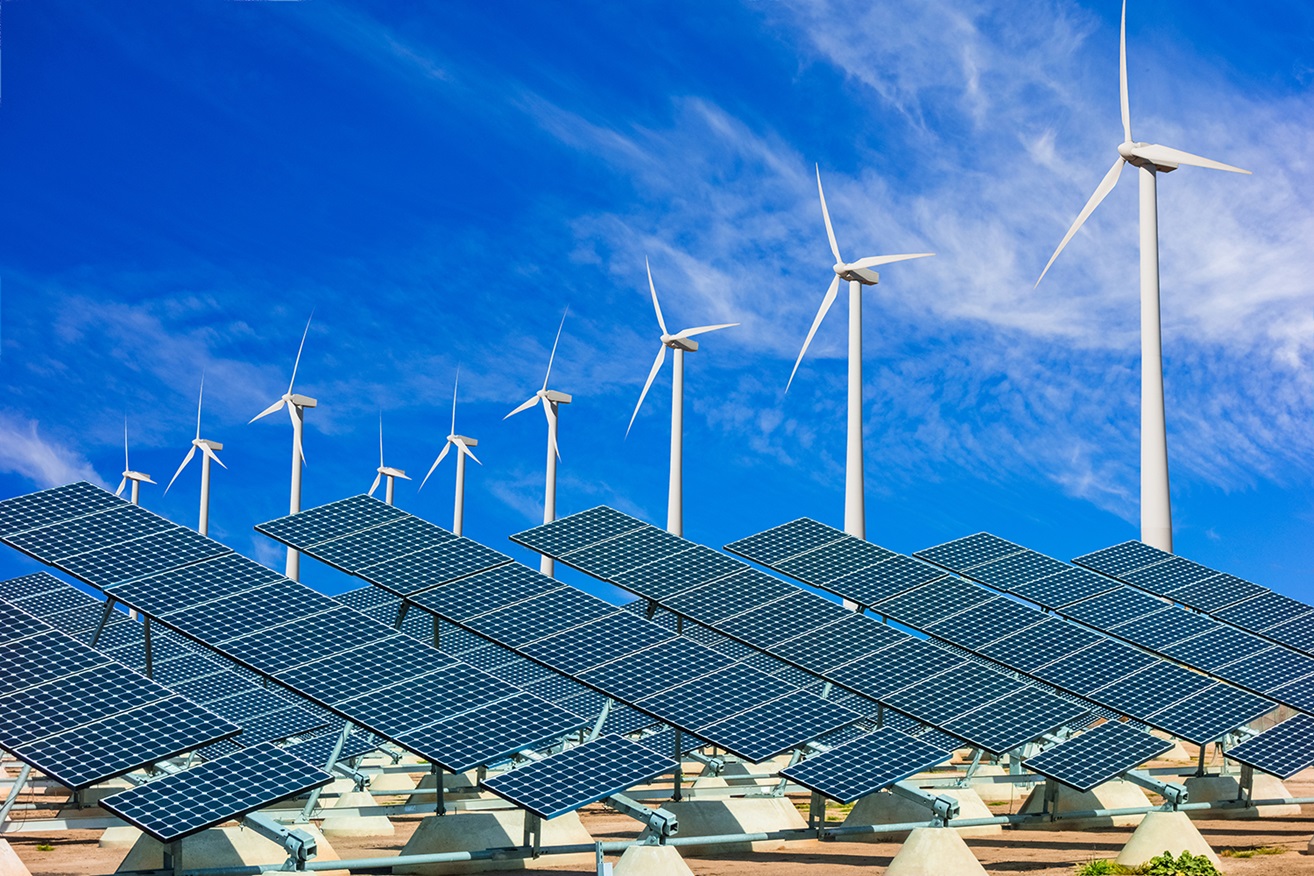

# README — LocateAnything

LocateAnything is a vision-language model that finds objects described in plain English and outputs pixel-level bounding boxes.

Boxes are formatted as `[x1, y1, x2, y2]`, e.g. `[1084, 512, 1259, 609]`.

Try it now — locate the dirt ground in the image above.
[5, 763, 1314, 875]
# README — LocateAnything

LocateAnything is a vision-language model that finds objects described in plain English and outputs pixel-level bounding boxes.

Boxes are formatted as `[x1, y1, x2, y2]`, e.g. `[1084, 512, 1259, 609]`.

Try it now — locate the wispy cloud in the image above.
[0, 413, 103, 488]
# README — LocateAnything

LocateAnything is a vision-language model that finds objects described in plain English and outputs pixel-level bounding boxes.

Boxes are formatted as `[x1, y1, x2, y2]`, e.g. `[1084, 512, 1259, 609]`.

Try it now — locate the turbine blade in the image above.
[646, 258, 669, 336]
[504, 394, 538, 420]
[368, 472, 382, 497]
[1036, 156, 1126, 287]
[1129, 143, 1251, 174]
[450, 368, 460, 434]
[249, 398, 285, 424]
[542, 397, 560, 460]
[199, 442, 227, 469]
[288, 311, 313, 394]
[816, 165, 843, 264]
[786, 275, 840, 393]
[378, 413, 385, 468]
[673, 322, 739, 339]
[195, 373, 205, 440]
[419, 442, 451, 491]
[164, 446, 196, 495]
[141, 475, 157, 485]
[116, 478, 127, 497]
[1120, 0, 1131, 142]
[290, 406, 306, 464]
[397, 471, 412, 481]
[456, 438, 482, 466]
[848, 253, 936, 270]
[543, 307, 568, 391]
[123, 418, 130, 471]
[626, 344, 667, 438]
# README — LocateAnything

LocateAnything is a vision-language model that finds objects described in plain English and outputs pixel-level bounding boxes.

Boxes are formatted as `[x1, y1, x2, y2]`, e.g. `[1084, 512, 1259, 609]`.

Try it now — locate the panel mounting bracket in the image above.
[609, 792, 679, 843]
[1124, 769, 1188, 809]
[891, 780, 960, 826]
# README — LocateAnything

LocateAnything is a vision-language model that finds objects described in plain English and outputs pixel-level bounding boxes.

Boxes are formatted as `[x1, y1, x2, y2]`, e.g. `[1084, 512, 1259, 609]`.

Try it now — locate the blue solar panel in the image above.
[882, 663, 1025, 725]
[771, 611, 906, 674]
[942, 685, 1088, 754]
[826, 554, 945, 606]
[520, 611, 673, 675]
[924, 597, 1043, 651]
[0, 482, 125, 538]
[611, 545, 746, 601]
[1062, 586, 1166, 629]
[1207, 647, 1312, 694]
[714, 590, 851, 649]
[1226, 714, 1314, 779]
[1023, 722, 1173, 792]
[162, 579, 339, 644]
[774, 536, 897, 587]
[780, 727, 952, 803]
[0, 630, 110, 697]
[58, 526, 231, 589]
[1121, 556, 1216, 596]
[257, 494, 405, 550]
[108, 553, 284, 616]
[1164, 572, 1266, 613]
[636, 663, 796, 730]
[1147, 683, 1274, 745]
[577, 638, 734, 702]
[870, 576, 991, 629]
[915, 532, 1023, 572]
[560, 525, 688, 580]
[284, 730, 378, 767]
[218, 606, 393, 674]
[336, 663, 515, 736]
[827, 638, 963, 701]
[272, 634, 459, 705]
[362, 539, 512, 597]
[409, 563, 558, 621]
[462, 586, 614, 648]
[663, 569, 796, 624]
[0, 664, 172, 747]
[1106, 607, 1216, 650]
[696, 692, 861, 763]
[1215, 591, 1313, 633]
[725, 518, 846, 566]
[967, 550, 1070, 591]
[1261, 612, 1314, 652]
[1268, 674, 1314, 714]
[1088, 661, 1214, 719]
[1072, 541, 1170, 577]
[394, 695, 587, 772]
[7, 503, 174, 564]
[1161, 626, 1271, 673]
[0, 572, 65, 600]
[333, 586, 398, 612]
[11, 586, 99, 615]
[311, 516, 457, 574]
[1011, 566, 1121, 609]
[511, 506, 647, 557]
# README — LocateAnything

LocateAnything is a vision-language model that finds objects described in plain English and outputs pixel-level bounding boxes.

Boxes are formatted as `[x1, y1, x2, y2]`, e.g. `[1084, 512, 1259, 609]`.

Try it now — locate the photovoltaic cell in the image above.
[12, 586, 99, 615]
[578, 638, 734, 702]
[942, 685, 1088, 754]
[1226, 714, 1314, 779]
[395, 695, 587, 772]
[1011, 566, 1121, 609]
[870, 576, 991, 629]
[336, 663, 514, 736]
[828, 638, 964, 701]
[108, 553, 284, 616]
[162, 579, 339, 644]
[272, 634, 458, 706]
[924, 597, 1043, 651]
[462, 587, 613, 648]
[695, 692, 861, 763]
[637, 664, 796, 730]
[1207, 647, 1311, 694]
[882, 663, 1024, 725]
[780, 727, 952, 803]
[100, 743, 332, 844]
[1023, 721, 1173, 792]
[1161, 626, 1271, 673]
[612, 545, 746, 601]
[774, 536, 897, 587]
[1215, 591, 1313, 633]
[58, 526, 231, 589]
[1268, 674, 1314, 714]
[311, 516, 456, 574]
[1164, 573, 1266, 613]
[1146, 683, 1273, 745]
[0, 663, 173, 747]
[284, 730, 378, 767]
[1261, 612, 1314, 652]
[724, 518, 846, 566]
[714, 590, 851, 649]
[1106, 607, 1216, 651]
[1062, 587, 1166, 630]
[218, 606, 393, 674]
[663, 569, 796, 624]
[521, 611, 673, 675]
[1089, 661, 1214, 719]
[967, 550, 1070, 592]
[7, 503, 175, 564]
[0, 482, 125, 538]
[560, 525, 688, 580]
[1120, 556, 1218, 596]
[823, 555, 945, 607]
[332, 586, 398, 612]
[481, 734, 676, 820]
[771, 612, 906, 674]
[256, 494, 405, 550]
[0, 572, 65, 601]
[363, 539, 511, 597]
[914, 532, 1023, 573]
[0, 630, 110, 697]
[409, 563, 558, 622]
[1072, 541, 1170, 577]
[511, 506, 647, 557]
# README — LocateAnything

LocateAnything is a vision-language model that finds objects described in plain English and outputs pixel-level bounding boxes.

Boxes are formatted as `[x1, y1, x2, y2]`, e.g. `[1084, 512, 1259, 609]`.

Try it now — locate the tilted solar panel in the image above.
[1023, 721, 1173, 792]
[780, 727, 952, 804]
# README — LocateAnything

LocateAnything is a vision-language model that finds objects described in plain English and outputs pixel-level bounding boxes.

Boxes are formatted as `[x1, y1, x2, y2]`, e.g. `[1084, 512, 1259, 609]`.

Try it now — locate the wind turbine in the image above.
[505, 310, 571, 577]
[788, 166, 933, 540]
[1035, 0, 1250, 553]
[164, 374, 226, 535]
[420, 370, 481, 536]
[249, 314, 318, 580]
[626, 259, 737, 537]
[115, 418, 155, 506]
[368, 414, 410, 506]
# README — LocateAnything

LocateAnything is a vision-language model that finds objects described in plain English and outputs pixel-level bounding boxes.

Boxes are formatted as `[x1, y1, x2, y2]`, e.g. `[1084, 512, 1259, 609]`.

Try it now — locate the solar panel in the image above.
[256, 495, 405, 550]
[58, 526, 231, 589]
[1210, 647, 1314, 695]
[0, 599, 66, 644]
[336, 663, 515, 736]
[161, 579, 339, 644]
[363, 540, 512, 597]
[714, 591, 851, 649]
[1226, 714, 1314, 779]
[882, 663, 1025, 725]
[635, 726, 706, 758]
[409, 563, 558, 622]
[107, 553, 284, 616]
[1262, 612, 1314, 652]
[1160, 626, 1270, 673]
[1119, 556, 1217, 597]
[1215, 591, 1313, 633]
[870, 576, 991, 629]
[273, 635, 459, 706]
[967, 550, 1070, 591]
[0, 630, 110, 697]
[481, 734, 676, 820]
[1146, 683, 1274, 745]
[636, 664, 796, 730]
[0, 664, 174, 747]
[914, 532, 1023, 572]
[1266, 674, 1314, 714]
[0, 482, 125, 538]
[942, 685, 1089, 754]
[1011, 566, 1121, 609]
[1062, 586, 1166, 629]
[311, 516, 457, 574]
[612, 545, 746, 601]
[577, 638, 734, 702]
[462, 587, 613, 648]
[601, 705, 652, 737]
[770, 611, 906, 674]
[827, 638, 964, 701]
[695, 692, 861, 763]
[780, 727, 952, 804]
[725, 517, 847, 566]
[1164, 573, 1266, 613]
[219, 606, 393, 674]
[923, 597, 1043, 651]
[521, 611, 673, 675]
[100, 743, 332, 844]
[7, 504, 175, 564]
[151, 652, 232, 687]
[394, 695, 587, 772]
[1088, 662, 1214, 719]
[1072, 541, 1169, 577]
[559, 525, 688, 580]
[826, 554, 945, 606]
[12, 586, 99, 616]
[332, 586, 398, 612]
[284, 730, 378, 767]
[663, 569, 796, 624]
[511, 506, 647, 557]
[774, 536, 897, 587]
[0, 572, 65, 600]
[1106, 607, 1216, 651]
[1023, 721, 1173, 792]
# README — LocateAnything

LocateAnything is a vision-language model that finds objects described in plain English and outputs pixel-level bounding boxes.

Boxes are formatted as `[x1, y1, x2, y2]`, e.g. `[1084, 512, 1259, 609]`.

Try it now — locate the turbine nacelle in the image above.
[660, 334, 699, 352]
[540, 389, 573, 405]
[1118, 140, 1178, 172]
[376, 465, 409, 480]
[834, 263, 881, 285]
[121, 470, 155, 485]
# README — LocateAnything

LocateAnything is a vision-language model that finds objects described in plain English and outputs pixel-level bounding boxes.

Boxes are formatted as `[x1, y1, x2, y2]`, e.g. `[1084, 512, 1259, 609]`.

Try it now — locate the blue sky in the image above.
[0, 0, 1310, 602]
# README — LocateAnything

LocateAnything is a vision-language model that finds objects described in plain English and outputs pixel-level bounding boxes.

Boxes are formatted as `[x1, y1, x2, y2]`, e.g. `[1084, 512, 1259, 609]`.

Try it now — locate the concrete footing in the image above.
[416, 770, 482, 801]
[612, 844, 694, 876]
[884, 827, 988, 876]
[396, 811, 594, 874]
[116, 825, 347, 875]
[842, 788, 999, 841]
[1115, 810, 1221, 868]
[1184, 774, 1301, 818]
[1017, 780, 1150, 829]
[641, 797, 806, 853]
[321, 789, 395, 838]
[98, 826, 143, 850]
[963, 764, 1022, 804]
[0, 839, 34, 876]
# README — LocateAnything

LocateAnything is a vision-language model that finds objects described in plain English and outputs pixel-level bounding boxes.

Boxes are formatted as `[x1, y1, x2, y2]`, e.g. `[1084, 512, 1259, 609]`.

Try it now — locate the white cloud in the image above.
[0, 413, 104, 488]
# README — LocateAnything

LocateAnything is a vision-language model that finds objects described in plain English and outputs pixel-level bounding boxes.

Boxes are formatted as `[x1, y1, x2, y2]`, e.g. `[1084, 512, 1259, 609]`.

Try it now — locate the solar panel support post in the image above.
[163, 840, 181, 876]
[770, 748, 803, 798]
[808, 790, 825, 834]
[90, 597, 118, 647]
[586, 699, 612, 743]
[0, 763, 31, 824]
[671, 729, 683, 802]
[524, 811, 542, 857]
[432, 765, 445, 816]
[890, 781, 959, 826]
[432, 614, 440, 650]
[143, 616, 154, 678]
[395, 600, 410, 630]
[958, 748, 984, 785]
[1195, 742, 1208, 778]
[297, 721, 354, 823]
[1238, 763, 1254, 806]
[1123, 769, 1187, 810]
[604, 792, 677, 842]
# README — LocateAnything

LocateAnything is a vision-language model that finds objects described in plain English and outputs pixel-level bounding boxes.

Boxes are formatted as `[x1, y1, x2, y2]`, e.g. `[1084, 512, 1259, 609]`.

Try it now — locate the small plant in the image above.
[35, 843, 54, 852]
[1074, 860, 1131, 875]
[1139, 850, 1220, 876]
[1220, 845, 1284, 859]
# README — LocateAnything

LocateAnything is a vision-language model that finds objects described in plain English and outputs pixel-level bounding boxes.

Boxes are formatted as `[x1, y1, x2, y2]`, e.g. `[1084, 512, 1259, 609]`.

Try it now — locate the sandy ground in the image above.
[4, 761, 1314, 875]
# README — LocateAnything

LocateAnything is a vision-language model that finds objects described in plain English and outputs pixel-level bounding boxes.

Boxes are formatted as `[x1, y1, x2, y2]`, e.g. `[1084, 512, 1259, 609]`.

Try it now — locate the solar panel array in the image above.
[260, 501, 866, 766]
[912, 533, 1302, 742]
[1074, 540, 1314, 654]
[508, 509, 1088, 756]
[1022, 721, 1173, 792]
[0, 484, 586, 779]
[0, 597, 239, 789]
[778, 727, 951, 804]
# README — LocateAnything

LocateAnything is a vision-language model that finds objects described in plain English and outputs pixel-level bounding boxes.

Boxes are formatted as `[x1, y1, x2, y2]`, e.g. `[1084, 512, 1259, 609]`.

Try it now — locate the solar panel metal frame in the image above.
[780, 726, 952, 804]
[1225, 714, 1314, 779]
[1023, 721, 1174, 792]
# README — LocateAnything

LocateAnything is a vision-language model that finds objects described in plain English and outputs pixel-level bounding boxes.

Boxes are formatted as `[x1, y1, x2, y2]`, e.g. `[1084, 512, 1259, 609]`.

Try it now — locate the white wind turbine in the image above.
[115, 418, 155, 506]
[164, 374, 226, 535]
[788, 166, 933, 540]
[626, 259, 737, 537]
[249, 314, 318, 580]
[505, 310, 571, 577]
[420, 370, 481, 536]
[368, 415, 410, 506]
[1035, 0, 1250, 553]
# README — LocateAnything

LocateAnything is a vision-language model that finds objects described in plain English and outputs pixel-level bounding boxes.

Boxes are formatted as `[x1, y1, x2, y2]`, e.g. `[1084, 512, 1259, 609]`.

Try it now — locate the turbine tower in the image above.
[1036, 0, 1250, 553]
[626, 259, 737, 536]
[164, 374, 226, 535]
[115, 419, 155, 506]
[506, 310, 571, 577]
[250, 314, 318, 580]
[420, 370, 481, 536]
[788, 166, 933, 539]
[368, 415, 410, 506]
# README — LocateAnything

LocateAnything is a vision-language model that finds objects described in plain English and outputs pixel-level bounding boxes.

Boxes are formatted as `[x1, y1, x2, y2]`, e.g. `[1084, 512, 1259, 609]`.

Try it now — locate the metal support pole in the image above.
[586, 700, 612, 743]
[0, 764, 32, 823]
[298, 722, 353, 822]
[394, 601, 409, 630]
[432, 615, 440, 650]
[671, 730, 683, 803]
[91, 598, 117, 647]
[143, 617, 154, 679]
[1195, 742, 1208, 777]
[433, 765, 445, 816]
[675, 615, 683, 636]
[809, 789, 824, 834]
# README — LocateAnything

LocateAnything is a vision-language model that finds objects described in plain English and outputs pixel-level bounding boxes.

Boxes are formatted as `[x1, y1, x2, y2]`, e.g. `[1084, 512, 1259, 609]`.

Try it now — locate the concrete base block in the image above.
[963, 764, 1021, 804]
[1115, 810, 1221, 868]
[370, 770, 419, 795]
[416, 770, 481, 800]
[842, 788, 999, 841]
[1184, 774, 1301, 818]
[321, 790, 395, 838]
[884, 827, 988, 876]
[642, 797, 807, 853]
[117, 825, 347, 875]
[396, 811, 594, 875]
[1150, 731, 1195, 765]
[98, 826, 143, 850]
[612, 844, 694, 876]
[77, 777, 134, 808]
[1018, 780, 1149, 829]
[0, 839, 34, 876]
